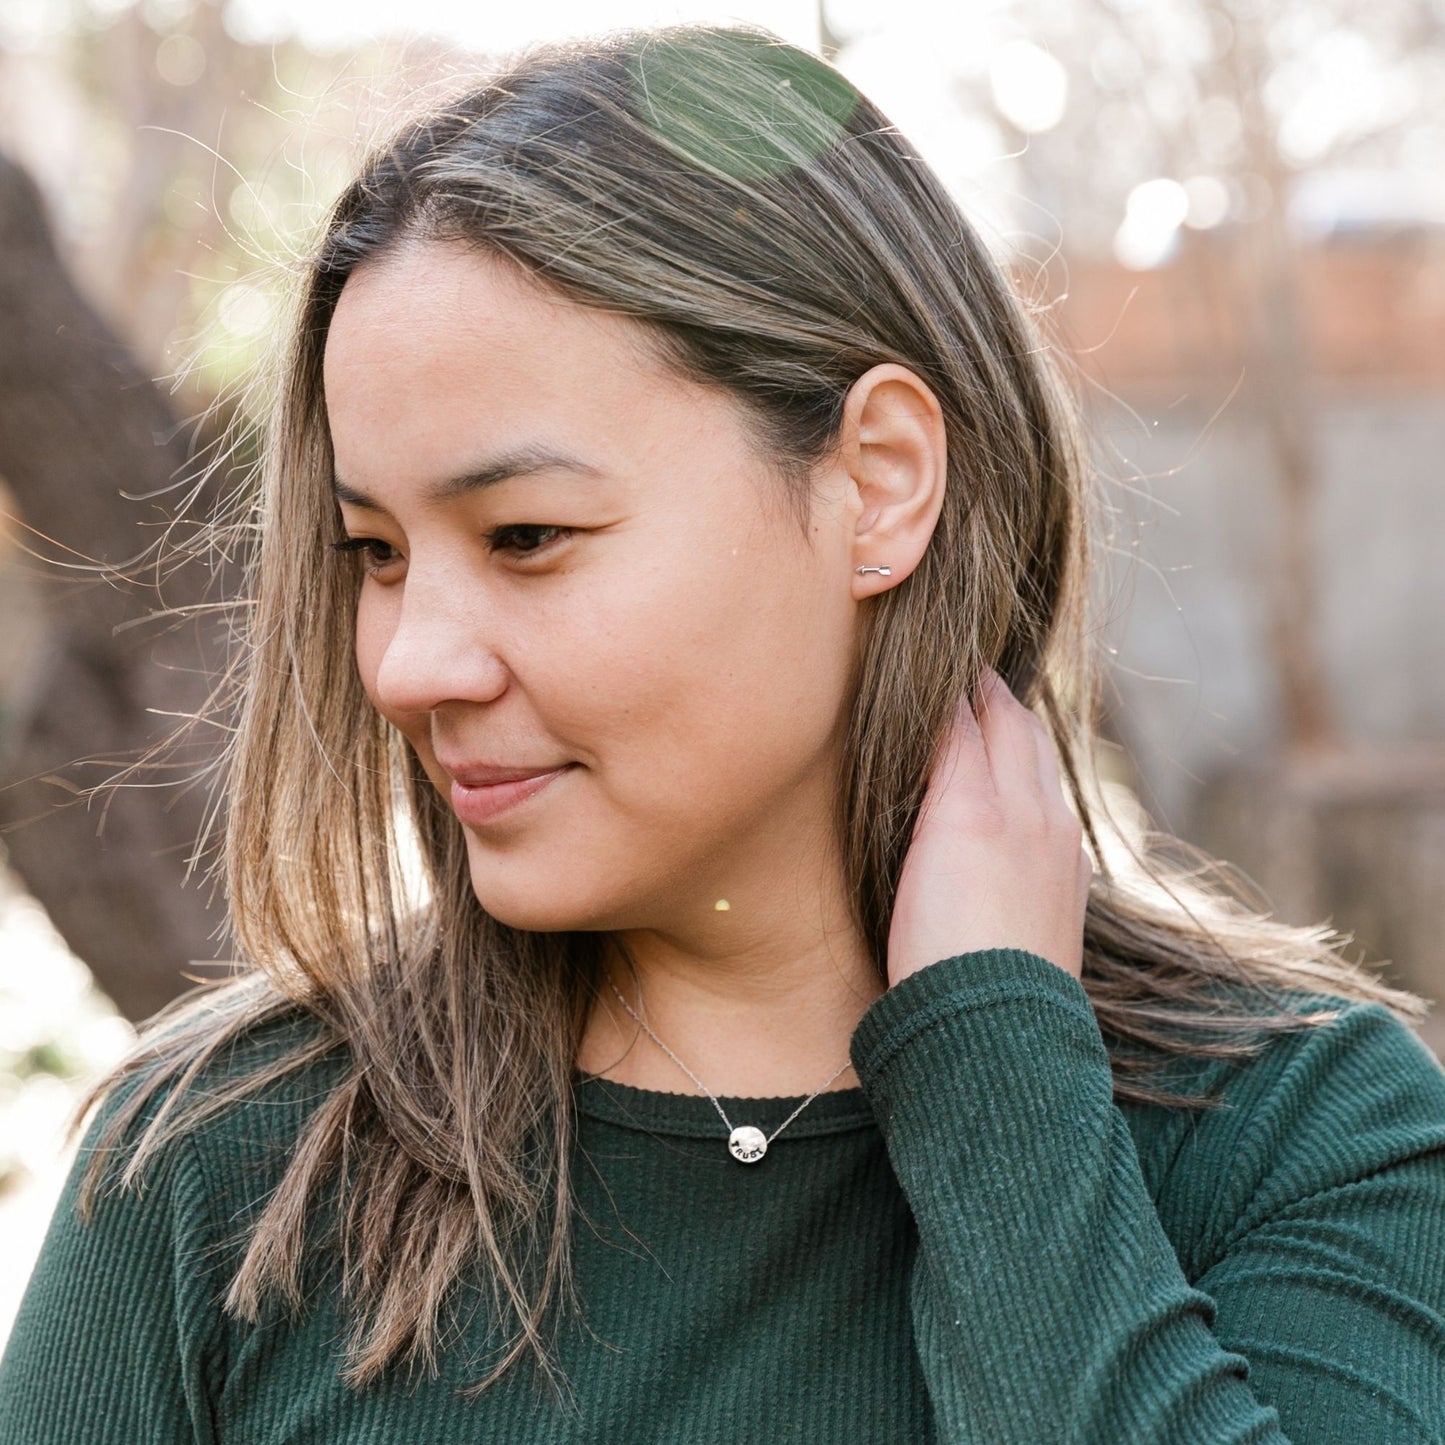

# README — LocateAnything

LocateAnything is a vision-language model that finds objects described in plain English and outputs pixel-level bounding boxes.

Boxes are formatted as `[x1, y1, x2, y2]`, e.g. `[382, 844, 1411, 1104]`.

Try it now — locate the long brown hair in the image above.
[67, 21, 1429, 1406]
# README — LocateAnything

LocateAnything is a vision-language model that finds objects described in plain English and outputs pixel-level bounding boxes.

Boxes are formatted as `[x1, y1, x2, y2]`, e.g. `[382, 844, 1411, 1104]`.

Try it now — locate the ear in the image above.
[835, 363, 947, 598]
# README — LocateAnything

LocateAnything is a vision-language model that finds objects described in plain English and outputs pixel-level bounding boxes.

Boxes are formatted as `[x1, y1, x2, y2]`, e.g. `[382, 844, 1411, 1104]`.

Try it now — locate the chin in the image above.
[465, 859, 614, 935]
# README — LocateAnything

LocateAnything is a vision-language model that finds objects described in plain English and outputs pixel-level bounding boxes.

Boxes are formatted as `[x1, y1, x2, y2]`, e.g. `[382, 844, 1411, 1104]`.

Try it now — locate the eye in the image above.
[328, 524, 574, 577]
[329, 536, 400, 576]
[484, 524, 574, 558]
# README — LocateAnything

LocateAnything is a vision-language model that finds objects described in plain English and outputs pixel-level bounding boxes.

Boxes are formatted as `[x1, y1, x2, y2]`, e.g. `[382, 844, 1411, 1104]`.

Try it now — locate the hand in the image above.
[886, 666, 1093, 988]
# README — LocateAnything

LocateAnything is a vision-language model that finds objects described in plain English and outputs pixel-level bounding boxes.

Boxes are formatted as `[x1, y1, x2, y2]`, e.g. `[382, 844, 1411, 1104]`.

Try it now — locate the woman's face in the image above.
[323, 240, 866, 936]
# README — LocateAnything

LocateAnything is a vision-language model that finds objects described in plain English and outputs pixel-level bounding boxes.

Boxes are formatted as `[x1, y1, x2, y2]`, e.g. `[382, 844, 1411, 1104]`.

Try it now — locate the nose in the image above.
[367, 565, 505, 717]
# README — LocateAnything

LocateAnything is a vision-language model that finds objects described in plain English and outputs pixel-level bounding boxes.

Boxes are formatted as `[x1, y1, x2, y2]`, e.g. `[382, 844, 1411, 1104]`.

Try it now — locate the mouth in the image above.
[448, 763, 576, 827]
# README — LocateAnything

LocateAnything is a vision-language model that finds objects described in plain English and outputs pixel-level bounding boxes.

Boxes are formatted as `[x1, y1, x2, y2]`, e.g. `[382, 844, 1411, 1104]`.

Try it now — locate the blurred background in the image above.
[1, 0, 1443, 1347]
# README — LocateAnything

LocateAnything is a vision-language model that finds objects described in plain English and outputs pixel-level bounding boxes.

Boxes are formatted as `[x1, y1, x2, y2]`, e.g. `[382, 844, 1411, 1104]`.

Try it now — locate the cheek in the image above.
[352, 598, 387, 711]
[352, 593, 414, 741]
[595, 571, 841, 802]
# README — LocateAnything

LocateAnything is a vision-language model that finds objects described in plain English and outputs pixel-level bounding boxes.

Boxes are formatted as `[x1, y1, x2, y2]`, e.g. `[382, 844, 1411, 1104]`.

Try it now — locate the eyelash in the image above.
[329, 524, 573, 575]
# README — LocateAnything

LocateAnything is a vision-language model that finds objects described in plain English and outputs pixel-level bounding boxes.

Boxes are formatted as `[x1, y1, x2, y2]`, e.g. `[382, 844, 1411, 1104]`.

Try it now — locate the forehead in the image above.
[324, 241, 661, 393]
[320, 240, 773, 511]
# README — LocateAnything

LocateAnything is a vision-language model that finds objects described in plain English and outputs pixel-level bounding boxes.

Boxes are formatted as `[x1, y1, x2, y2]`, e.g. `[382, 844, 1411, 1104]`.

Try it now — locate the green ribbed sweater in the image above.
[3, 948, 1445, 1442]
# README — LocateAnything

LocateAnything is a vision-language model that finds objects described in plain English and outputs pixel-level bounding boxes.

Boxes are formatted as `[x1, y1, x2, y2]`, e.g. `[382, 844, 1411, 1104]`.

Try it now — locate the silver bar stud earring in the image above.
[855, 565, 892, 576]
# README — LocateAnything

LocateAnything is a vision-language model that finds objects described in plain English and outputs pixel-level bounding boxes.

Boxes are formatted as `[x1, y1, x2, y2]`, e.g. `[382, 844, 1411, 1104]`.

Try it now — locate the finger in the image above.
[917, 687, 990, 828]
[934, 689, 991, 798]
[1028, 712, 1070, 805]
[979, 667, 1070, 805]
[972, 668, 1039, 795]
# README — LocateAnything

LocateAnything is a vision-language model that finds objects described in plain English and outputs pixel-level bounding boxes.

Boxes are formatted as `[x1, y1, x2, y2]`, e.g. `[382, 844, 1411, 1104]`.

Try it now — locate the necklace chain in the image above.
[607, 979, 854, 1164]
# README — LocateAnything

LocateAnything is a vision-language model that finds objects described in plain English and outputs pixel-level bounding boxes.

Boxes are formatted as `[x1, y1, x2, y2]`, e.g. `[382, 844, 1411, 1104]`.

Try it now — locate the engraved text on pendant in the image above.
[728, 1125, 768, 1164]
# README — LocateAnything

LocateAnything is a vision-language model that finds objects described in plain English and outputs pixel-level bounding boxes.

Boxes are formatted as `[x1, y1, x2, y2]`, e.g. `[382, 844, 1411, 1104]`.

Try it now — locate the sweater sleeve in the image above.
[0, 1081, 227, 1445]
[848, 947, 1445, 1444]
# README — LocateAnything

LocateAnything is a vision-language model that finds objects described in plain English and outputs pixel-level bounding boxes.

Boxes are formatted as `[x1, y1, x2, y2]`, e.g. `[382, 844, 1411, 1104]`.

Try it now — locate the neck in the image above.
[576, 909, 885, 1100]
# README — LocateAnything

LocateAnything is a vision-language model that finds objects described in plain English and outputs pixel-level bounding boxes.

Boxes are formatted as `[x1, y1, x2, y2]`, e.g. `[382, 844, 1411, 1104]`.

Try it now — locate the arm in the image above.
[850, 946, 1445, 1444]
[0, 1083, 226, 1445]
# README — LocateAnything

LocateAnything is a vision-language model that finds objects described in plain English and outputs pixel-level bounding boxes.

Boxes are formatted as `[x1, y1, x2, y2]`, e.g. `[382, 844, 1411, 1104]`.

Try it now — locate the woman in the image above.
[2, 22, 1443, 1443]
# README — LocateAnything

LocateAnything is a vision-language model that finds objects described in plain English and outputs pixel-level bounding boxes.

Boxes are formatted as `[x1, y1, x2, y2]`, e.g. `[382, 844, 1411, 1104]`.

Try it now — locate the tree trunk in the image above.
[0, 151, 237, 1024]
[1223, 4, 1339, 755]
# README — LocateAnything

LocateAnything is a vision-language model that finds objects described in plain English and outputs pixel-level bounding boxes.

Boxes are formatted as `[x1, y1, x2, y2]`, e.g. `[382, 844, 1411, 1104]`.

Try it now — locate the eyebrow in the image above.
[331, 444, 604, 511]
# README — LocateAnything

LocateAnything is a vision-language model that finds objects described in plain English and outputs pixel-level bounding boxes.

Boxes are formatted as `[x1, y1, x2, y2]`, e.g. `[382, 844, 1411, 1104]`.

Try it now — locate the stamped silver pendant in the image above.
[728, 1125, 768, 1164]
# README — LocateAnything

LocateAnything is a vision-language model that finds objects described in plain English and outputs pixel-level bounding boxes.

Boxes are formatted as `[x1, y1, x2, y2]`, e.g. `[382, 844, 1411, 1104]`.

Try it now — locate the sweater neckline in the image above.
[571, 1068, 877, 1139]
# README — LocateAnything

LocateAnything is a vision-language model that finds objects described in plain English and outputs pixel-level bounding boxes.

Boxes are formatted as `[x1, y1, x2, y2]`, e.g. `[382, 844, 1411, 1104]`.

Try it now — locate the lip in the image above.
[448, 764, 575, 827]
[438, 757, 571, 786]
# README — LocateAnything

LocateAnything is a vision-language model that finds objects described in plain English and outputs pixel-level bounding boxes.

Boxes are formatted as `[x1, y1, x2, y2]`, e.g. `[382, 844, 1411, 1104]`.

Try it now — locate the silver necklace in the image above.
[607, 979, 854, 1164]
